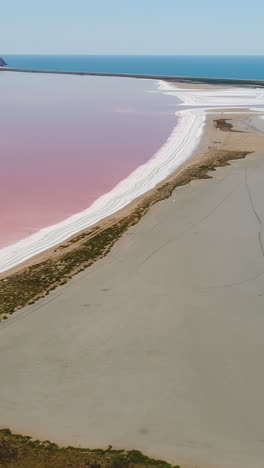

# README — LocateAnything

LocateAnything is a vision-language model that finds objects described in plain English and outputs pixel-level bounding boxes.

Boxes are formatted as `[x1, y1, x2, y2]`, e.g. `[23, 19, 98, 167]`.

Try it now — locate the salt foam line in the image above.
[0, 107, 205, 273]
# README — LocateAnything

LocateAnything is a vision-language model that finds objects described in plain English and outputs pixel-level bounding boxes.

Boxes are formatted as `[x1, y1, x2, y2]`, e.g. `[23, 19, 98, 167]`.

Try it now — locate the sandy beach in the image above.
[1, 100, 264, 468]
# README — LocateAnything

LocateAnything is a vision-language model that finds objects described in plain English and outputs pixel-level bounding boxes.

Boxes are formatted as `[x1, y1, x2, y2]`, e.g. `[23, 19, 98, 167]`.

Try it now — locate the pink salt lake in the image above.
[0, 72, 179, 248]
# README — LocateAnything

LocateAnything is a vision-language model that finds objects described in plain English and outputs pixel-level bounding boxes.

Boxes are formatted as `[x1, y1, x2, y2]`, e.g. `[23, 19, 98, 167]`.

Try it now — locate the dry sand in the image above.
[1, 114, 264, 468]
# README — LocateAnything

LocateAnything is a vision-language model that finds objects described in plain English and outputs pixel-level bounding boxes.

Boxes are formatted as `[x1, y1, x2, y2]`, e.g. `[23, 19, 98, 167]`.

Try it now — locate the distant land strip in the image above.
[1, 66, 264, 86]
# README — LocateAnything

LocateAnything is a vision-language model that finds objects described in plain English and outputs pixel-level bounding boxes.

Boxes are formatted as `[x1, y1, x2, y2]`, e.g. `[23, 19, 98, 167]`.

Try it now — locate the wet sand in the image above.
[1, 114, 264, 468]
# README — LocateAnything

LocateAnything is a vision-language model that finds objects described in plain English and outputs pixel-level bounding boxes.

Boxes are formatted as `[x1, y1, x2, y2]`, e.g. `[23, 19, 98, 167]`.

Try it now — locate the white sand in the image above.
[1, 81, 264, 273]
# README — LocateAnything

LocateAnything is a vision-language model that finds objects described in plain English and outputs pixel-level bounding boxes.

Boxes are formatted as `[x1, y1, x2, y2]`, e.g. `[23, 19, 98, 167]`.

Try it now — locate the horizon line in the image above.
[2, 53, 264, 57]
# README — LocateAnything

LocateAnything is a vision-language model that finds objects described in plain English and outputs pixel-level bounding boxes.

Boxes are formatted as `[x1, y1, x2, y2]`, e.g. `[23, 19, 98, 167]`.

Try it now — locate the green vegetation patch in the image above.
[0, 429, 180, 468]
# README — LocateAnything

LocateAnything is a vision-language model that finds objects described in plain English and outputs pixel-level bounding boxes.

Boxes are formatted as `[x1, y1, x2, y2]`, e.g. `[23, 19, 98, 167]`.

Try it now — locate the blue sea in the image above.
[2, 55, 264, 80]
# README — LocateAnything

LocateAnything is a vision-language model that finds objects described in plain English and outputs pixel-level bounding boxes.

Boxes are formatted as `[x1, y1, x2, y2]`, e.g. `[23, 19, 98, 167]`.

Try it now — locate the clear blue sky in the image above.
[1, 0, 264, 55]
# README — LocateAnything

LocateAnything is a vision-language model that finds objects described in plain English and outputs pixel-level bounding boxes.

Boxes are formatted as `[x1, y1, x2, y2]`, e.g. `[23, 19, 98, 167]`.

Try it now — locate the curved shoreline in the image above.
[0, 90, 205, 273]
[2, 80, 264, 274]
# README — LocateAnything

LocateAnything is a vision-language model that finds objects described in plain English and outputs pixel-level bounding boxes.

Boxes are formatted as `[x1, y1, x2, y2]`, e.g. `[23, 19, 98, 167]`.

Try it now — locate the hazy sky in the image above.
[1, 0, 264, 55]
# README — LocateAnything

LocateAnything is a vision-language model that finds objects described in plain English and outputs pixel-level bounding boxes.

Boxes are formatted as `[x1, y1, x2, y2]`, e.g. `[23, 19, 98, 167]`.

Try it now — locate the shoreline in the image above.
[1, 81, 264, 318]
[2, 79, 264, 274]
[0, 82, 205, 273]
[0, 114, 254, 317]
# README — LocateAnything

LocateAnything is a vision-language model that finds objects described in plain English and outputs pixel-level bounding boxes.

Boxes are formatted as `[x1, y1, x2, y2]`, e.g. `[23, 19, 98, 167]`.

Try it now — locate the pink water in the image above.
[0, 73, 179, 248]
